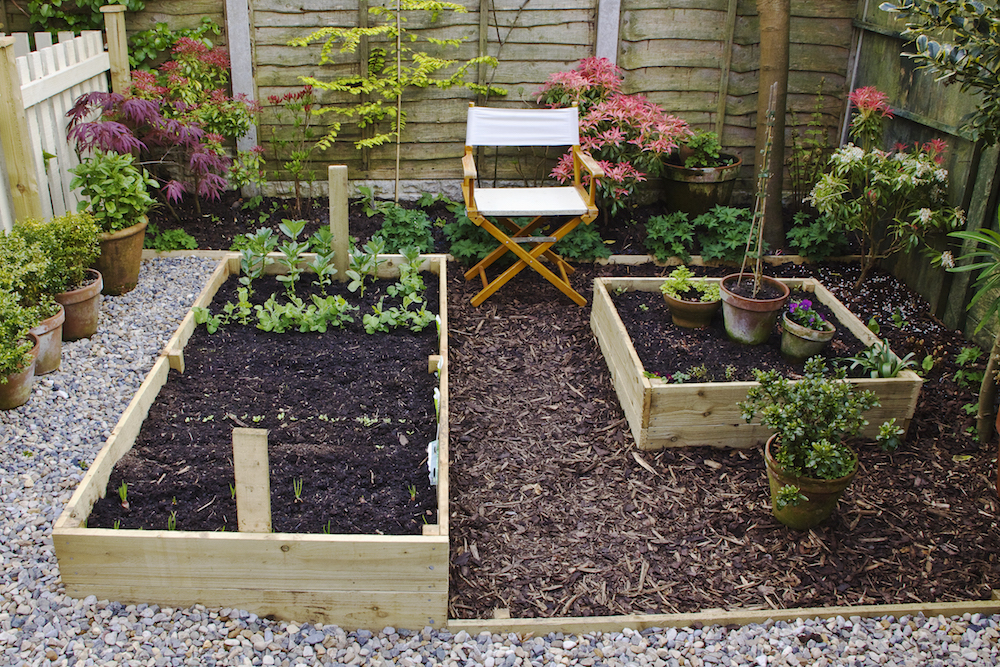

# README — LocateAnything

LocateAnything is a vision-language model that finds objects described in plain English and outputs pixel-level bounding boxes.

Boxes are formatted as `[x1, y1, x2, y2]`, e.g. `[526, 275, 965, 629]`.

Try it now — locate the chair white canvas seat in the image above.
[471, 187, 589, 217]
[461, 104, 604, 307]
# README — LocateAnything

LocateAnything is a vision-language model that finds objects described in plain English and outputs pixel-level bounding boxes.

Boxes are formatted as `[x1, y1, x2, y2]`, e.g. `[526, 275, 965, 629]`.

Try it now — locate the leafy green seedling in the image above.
[293, 478, 303, 503]
[118, 482, 129, 510]
[407, 484, 417, 502]
[167, 511, 177, 531]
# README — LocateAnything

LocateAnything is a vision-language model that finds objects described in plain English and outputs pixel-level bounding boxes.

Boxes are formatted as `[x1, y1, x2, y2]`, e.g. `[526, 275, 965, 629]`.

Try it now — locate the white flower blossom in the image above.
[940, 251, 955, 269]
[934, 168, 948, 182]
[918, 208, 933, 224]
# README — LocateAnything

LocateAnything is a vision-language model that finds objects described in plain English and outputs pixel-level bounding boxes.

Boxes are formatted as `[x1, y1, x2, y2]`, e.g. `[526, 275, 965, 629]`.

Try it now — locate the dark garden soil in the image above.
[88, 274, 440, 534]
[145, 192, 999, 619]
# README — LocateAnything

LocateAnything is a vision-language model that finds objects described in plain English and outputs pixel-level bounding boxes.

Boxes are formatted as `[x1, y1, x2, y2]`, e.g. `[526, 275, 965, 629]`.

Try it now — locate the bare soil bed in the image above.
[87, 274, 440, 535]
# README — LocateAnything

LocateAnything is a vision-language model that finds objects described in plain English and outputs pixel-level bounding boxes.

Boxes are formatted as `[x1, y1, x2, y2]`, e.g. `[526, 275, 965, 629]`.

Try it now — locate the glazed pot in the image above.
[55, 269, 103, 341]
[765, 435, 857, 530]
[780, 313, 836, 363]
[29, 303, 65, 375]
[0, 332, 39, 410]
[95, 217, 147, 296]
[662, 292, 721, 329]
[662, 154, 742, 217]
[720, 273, 790, 345]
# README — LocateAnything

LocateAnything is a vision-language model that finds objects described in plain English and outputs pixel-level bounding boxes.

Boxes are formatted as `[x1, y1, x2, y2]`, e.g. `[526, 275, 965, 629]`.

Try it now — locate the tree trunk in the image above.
[755, 0, 790, 251]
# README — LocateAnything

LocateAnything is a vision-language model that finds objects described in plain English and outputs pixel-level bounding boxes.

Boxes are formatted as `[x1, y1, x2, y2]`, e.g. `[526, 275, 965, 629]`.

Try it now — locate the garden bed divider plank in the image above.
[163, 256, 232, 373]
[55, 253, 452, 631]
[447, 594, 1000, 635]
[591, 276, 923, 450]
[232, 428, 272, 533]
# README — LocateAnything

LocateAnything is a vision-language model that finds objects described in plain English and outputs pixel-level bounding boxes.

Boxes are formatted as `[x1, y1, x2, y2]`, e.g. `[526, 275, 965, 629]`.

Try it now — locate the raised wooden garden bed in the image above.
[53, 254, 451, 631]
[591, 276, 923, 450]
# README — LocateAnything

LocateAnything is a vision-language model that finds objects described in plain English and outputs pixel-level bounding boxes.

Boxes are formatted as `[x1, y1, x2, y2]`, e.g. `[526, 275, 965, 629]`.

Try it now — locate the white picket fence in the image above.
[0, 31, 110, 232]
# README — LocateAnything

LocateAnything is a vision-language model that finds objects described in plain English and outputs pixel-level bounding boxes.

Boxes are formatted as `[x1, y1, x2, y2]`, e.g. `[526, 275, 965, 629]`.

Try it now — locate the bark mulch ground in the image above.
[446, 261, 1000, 619]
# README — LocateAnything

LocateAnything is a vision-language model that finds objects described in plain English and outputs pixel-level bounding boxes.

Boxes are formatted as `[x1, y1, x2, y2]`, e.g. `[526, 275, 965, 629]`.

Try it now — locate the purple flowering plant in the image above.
[66, 38, 260, 217]
[787, 299, 829, 331]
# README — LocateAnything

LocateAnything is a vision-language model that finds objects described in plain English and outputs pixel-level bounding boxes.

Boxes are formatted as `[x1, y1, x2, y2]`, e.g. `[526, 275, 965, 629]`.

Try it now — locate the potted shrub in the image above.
[780, 297, 835, 363]
[658, 265, 721, 328]
[12, 212, 102, 356]
[0, 290, 40, 410]
[663, 129, 742, 216]
[738, 357, 898, 530]
[0, 232, 59, 375]
[69, 151, 157, 295]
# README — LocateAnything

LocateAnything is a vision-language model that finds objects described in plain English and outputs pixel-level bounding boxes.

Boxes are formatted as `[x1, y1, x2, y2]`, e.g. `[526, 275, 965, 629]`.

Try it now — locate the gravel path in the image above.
[1, 256, 997, 666]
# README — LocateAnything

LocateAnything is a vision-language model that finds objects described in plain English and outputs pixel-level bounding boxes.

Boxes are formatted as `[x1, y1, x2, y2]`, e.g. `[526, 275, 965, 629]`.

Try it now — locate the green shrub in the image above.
[144, 222, 198, 251]
[554, 225, 611, 262]
[11, 212, 100, 293]
[0, 290, 38, 381]
[645, 211, 694, 262]
[786, 211, 847, 261]
[372, 203, 435, 254]
[695, 206, 766, 263]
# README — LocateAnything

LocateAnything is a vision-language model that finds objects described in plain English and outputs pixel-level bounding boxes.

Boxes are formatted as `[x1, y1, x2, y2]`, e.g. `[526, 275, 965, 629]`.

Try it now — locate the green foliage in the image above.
[880, 0, 1000, 144]
[659, 266, 720, 302]
[442, 206, 497, 265]
[695, 206, 763, 263]
[0, 291, 37, 381]
[953, 346, 984, 388]
[739, 357, 879, 480]
[9, 213, 99, 295]
[553, 225, 611, 262]
[27, 0, 145, 34]
[788, 81, 832, 209]
[129, 17, 221, 69]
[289, 0, 504, 177]
[876, 418, 905, 452]
[69, 151, 158, 233]
[144, 222, 198, 251]
[645, 212, 694, 263]
[786, 211, 847, 261]
[372, 204, 435, 254]
[844, 339, 918, 378]
[255, 293, 357, 333]
[679, 130, 729, 168]
[237, 228, 278, 293]
[275, 219, 311, 296]
[228, 147, 267, 211]
[774, 484, 808, 510]
[945, 221, 1000, 332]
[0, 232, 49, 307]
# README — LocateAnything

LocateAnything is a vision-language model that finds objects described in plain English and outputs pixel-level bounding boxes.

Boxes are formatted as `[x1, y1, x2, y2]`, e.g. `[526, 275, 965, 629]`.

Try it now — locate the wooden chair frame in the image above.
[461, 105, 604, 306]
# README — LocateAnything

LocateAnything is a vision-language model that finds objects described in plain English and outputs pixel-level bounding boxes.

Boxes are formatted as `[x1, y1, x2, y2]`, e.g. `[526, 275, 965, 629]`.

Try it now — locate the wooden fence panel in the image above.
[0, 30, 110, 231]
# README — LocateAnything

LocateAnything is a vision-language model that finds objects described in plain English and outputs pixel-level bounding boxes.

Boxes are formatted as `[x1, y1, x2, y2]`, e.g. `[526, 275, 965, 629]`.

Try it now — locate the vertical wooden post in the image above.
[232, 428, 272, 533]
[100, 5, 129, 94]
[329, 165, 349, 281]
[0, 36, 43, 223]
[715, 0, 739, 138]
[225, 0, 259, 200]
[595, 0, 622, 63]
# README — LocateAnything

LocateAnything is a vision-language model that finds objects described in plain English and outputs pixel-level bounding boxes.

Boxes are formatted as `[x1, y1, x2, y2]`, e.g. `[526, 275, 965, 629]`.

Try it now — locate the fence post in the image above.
[100, 5, 129, 94]
[596, 0, 622, 63]
[0, 36, 43, 222]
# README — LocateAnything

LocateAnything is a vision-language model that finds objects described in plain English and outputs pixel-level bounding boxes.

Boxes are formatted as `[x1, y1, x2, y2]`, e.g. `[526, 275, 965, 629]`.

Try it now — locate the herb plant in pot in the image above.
[658, 265, 722, 328]
[0, 230, 60, 374]
[70, 151, 157, 296]
[780, 297, 836, 363]
[0, 290, 40, 410]
[663, 130, 742, 216]
[739, 358, 894, 530]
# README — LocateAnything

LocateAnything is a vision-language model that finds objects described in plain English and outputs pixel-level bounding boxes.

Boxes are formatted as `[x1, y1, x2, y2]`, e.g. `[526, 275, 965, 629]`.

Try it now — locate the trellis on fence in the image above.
[0, 30, 111, 232]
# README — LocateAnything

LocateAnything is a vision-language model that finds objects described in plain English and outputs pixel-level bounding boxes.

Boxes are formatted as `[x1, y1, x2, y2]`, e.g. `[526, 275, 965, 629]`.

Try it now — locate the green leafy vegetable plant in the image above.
[659, 266, 720, 302]
[843, 339, 917, 378]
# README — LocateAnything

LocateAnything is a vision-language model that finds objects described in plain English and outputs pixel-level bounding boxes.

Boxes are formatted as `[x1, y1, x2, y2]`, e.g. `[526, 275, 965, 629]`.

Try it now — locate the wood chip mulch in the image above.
[446, 261, 1000, 620]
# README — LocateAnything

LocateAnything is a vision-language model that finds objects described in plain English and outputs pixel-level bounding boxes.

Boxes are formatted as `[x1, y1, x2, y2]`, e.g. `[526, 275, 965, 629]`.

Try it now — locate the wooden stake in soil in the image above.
[329, 165, 349, 281]
[232, 428, 272, 533]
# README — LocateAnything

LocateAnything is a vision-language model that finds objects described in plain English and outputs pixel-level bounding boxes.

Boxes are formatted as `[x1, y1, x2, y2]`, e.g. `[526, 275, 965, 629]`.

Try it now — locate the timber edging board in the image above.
[590, 277, 923, 450]
[53, 253, 451, 631]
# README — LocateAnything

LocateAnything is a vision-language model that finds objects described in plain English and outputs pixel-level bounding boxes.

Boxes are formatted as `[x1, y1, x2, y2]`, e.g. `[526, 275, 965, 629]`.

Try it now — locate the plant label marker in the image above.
[232, 428, 272, 533]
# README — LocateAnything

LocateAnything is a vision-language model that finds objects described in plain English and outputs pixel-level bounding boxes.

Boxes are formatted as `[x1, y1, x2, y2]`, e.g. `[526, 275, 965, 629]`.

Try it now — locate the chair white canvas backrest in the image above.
[466, 106, 580, 147]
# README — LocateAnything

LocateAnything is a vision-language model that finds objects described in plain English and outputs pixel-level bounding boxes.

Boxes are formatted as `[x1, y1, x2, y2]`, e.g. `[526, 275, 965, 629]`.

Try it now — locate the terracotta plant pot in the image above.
[55, 269, 103, 341]
[662, 154, 742, 217]
[29, 303, 65, 375]
[764, 435, 857, 530]
[720, 273, 790, 345]
[780, 313, 836, 363]
[95, 217, 147, 296]
[662, 292, 721, 329]
[0, 332, 39, 410]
